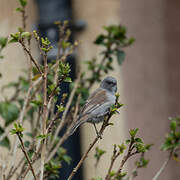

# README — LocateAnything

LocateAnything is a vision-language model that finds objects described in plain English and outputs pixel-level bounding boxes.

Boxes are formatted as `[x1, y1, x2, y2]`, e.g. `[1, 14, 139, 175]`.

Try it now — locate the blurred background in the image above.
[0, 0, 180, 179]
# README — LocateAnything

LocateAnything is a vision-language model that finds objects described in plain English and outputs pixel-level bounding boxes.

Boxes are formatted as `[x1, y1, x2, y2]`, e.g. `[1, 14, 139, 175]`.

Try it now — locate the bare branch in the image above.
[49, 74, 81, 149]
[6, 156, 24, 180]
[20, 144, 43, 179]
[20, 40, 43, 75]
[47, 94, 81, 162]
[40, 51, 48, 180]
[112, 141, 138, 180]
[16, 132, 37, 180]
[67, 112, 114, 180]
[152, 150, 173, 180]
[105, 145, 120, 180]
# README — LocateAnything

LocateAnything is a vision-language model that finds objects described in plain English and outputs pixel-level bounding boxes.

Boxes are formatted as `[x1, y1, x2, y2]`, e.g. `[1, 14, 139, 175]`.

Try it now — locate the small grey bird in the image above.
[70, 76, 117, 136]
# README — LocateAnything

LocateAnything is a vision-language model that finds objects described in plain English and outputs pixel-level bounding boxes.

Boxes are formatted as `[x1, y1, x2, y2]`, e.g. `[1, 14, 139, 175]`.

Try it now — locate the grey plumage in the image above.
[70, 76, 117, 135]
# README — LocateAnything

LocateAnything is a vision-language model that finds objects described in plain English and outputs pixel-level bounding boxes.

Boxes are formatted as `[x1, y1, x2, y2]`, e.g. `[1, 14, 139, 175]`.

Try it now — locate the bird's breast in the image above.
[106, 92, 116, 105]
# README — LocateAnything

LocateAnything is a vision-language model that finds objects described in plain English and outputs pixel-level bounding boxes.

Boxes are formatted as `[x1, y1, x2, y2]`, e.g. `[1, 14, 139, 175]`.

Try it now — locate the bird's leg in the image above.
[93, 123, 102, 139]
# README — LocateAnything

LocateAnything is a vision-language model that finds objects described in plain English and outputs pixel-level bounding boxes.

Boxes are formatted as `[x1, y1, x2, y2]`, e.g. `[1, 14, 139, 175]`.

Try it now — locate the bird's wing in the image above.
[70, 89, 109, 135]
[80, 88, 108, 117]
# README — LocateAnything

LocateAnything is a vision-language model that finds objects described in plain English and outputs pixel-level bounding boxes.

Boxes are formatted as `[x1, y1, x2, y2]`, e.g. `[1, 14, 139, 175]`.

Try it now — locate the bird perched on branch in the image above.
[70, 76, 117, 136]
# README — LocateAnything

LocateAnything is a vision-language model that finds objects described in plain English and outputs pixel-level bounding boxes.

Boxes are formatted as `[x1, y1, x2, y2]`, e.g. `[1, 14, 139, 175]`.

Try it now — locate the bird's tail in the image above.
[69, 115, 88, 135]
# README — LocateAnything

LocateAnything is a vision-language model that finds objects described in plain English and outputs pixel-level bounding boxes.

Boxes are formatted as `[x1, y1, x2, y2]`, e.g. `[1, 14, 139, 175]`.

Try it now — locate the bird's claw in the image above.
[97, 133, 102, 139]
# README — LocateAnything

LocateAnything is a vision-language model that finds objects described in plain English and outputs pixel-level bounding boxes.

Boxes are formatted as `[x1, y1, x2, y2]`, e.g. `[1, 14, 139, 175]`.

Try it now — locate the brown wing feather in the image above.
[70, 88, 107, 135]
[80, 88, 107, 116]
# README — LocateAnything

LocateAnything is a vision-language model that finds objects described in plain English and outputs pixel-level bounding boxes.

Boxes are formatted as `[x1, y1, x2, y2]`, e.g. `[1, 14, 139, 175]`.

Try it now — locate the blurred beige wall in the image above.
[0, 0, 38, 178]
[119, 0, 180, 179]
[0, 0, 38, 100]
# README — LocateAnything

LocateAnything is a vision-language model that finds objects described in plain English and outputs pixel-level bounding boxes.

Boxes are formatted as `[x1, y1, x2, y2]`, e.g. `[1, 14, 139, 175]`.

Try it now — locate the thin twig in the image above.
[22, 8, 26, 31]
[20, 40, 42, 75]
[16, 69, 64, 179]
[20, 87, 32, 124]
[36, 110, 79, 176]
[152, 150, 173, 180]
[6, 156, 24, 180]
[105, 146, 120, 180]
[88, 46, 111, 89]
[47, 75, 66, 102]
[27, 35, 33, 86]
[19, 144, 42, 179]
[67, 113, 113, 180]
[10, 84, 32, 172]
[112, 141, 138, 180]
[40, 51, 48, 180]
[50, 74, 80, 149]
[46, 123, 73, 162]
[129, 153, 144, 180]
[16, 132, 37, 180]
[0, 159, 6, 180]
[47, 94, 81, 162]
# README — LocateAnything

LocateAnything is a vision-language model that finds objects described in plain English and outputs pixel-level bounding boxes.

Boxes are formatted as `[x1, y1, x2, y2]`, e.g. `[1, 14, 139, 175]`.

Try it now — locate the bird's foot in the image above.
[96, 132, 102, 139]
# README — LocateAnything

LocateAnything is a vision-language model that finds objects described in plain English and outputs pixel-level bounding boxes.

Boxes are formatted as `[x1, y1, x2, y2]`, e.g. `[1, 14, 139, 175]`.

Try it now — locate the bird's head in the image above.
[100, 76, 117, 93]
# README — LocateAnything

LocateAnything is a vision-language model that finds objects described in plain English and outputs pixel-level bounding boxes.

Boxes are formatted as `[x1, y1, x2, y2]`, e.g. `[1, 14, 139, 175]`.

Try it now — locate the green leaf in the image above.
[56, 105, 65, 113]
[170, 120, 177, 131]
[16, 7, 24, 12]
[0, 37, 8, 48]
[9, 33, 20, 43]
[145, 144, 153, 150]
[135, 138, 143, 143]
[19, 0, 27, 7]
[36, 134, 49, 140]
[94, 34, 106, 45]
[61, 41, 71, 49]
[64, 77, 72, 83]
[128, 37, 135, 45]
[41, 37, 51, 46]
[25, 132, 33, 138]
[116, 50, 126, 65]
[0, 126, 11, 149]
[129, 128, 139, 138]
[21, 32, 31, 38]
[135, 157, 149, 168]
[32, 74, 41, 81]
[59, 62, 71, 75]
[94, 147, 106, 160]
[62, 155, 72, 165]
[175, 131, 180, 138]
[135, 143, 146, 153]
[118, 143, 126, 154]
[30, 99, 42, 107]
[10, 129, 17, 135]
[0, 102, 19, 126]
[126, 139, 131, 144]
[10, 123, 24, 136]
[109, 171, 115, 177]
[8, 38, 18, 43]
[24, 140, 30, 148]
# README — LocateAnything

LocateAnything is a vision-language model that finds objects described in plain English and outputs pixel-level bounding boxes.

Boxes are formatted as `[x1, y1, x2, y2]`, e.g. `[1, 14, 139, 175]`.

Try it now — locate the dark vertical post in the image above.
[35, 0, 83, 179]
